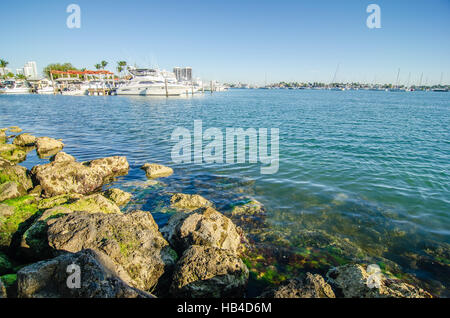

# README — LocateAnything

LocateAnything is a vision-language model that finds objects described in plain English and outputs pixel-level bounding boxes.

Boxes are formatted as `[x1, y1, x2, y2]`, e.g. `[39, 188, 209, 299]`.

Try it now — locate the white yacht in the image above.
[0, 80, 31, 94]
[117, 68, 187, 96]
[36, 79, 55, 94]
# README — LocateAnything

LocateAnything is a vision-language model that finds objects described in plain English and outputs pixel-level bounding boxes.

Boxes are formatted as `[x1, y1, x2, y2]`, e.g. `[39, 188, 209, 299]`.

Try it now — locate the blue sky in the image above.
[1, 0, 449, 84]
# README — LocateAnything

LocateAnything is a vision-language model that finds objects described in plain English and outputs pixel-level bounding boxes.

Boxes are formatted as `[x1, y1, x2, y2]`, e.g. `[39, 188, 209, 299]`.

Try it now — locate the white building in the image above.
[22, 61, 38, 79]
[173, 66, 193, 81]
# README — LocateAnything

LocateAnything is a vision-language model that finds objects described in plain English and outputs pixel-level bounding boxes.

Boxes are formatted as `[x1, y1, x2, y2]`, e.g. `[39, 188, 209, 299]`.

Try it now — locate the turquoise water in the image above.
[1, 90, 449, 296]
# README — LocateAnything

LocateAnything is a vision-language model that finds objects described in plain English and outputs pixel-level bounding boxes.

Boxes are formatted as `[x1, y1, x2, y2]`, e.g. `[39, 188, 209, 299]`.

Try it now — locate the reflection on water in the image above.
[1, 90, 449, 296]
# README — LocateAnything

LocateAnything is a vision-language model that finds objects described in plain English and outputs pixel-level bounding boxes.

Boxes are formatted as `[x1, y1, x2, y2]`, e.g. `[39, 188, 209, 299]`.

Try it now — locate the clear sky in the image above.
[1, 0, 449, 84]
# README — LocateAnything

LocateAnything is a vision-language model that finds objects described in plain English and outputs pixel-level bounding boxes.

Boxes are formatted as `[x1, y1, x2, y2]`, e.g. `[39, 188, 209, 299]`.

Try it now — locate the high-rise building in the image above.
[173, 67, 182, 81]
[22, 61, 38, 79]
[181, 67, 192, 81]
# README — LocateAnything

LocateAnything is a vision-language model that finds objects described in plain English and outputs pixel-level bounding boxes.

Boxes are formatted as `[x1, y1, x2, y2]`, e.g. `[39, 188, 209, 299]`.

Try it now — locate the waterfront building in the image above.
[23, 61, 38, 79]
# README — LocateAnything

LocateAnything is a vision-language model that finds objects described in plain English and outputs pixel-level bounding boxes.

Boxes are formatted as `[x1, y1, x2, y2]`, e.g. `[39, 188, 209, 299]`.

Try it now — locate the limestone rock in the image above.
[261, 273, 335, 298]
[141, 163, 173, 178]
[0, 163, 33, 191]
[31, 156, 129, 197]
[35, 137, 64, 157]
[231, 198, 265, 216]
[103, 188, 132, 206]
[25, 210, 177, 292]
[8, 126, 22, 133]
[327, 264, 432, 298]
[170, 193, 213, 211]
[49, 151, 75, 163]
[0, 144, 27, 164]
[17, 249, 154, 298]
[13, 134, 37, 147]
[161, 207, 243, 255]
[171, 245, 248, 298]
[0, 181, 26, 202]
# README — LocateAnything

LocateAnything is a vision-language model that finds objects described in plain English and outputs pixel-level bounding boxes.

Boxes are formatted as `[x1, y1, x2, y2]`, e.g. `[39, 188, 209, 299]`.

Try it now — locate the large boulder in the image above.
[260, 273, 335, 298]
[31, 156, 129, 197]
[18, 194, 122, 260]
[326, 264, 432, 298]
[171, 245, 249, 298]
[13, 134, 36, 147]
[0, 181, 26, 202]
[103, 188, 132, 206]
[17, 249, 154, 298]
[35, 137, 64, 157]
[170, 193, 213, 211]
[161, 207, 243, 255]
[23, 210, 177, 293]
[141, 163, 173, 178]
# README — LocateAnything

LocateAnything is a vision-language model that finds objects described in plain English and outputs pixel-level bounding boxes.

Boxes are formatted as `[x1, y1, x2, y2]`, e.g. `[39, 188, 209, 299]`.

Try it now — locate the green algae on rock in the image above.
[170, 193, 213, 211]
[0, 196, 39, 249]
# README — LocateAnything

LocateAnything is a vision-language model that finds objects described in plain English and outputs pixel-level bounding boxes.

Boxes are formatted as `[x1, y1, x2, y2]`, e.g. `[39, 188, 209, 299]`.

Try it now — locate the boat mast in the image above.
[395, 68, 400, 88]
[331, 63, 340, 86]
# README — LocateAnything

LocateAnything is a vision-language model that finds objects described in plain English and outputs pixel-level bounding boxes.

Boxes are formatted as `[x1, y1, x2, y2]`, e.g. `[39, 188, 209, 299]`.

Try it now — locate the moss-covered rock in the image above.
[0, 162, 33, 191]
[103, 188, 132, 206]
[0, 144, 27, 164]
[0, 181, 27, 202]
[0, 196, 39, 249]
[0, 273, 17, 297]
[0, 252, 14, 275]
[170, 193, 213, 211]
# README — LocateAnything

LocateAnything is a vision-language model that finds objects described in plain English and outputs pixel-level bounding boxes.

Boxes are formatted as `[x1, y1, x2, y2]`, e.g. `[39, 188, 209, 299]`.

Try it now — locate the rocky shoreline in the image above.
[0, 126, 434, 298]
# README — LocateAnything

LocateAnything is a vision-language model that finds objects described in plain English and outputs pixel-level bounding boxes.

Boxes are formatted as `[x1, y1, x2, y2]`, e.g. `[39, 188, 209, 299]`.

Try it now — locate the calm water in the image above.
[1, 90, 449, 296]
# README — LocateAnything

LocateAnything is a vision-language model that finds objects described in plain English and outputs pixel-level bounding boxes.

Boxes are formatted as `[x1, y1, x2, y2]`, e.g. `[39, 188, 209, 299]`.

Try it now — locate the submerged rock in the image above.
[0, 181, 26, 202]
[31, 156, 129, 197]
[161, 207, 243, 255]
[326, 264, 432, 298]
[24, 210, 177, 293]
[171, 245, 249, 298]
[170, 193, 213, 211]
[13, 134, 36, 147]
[103, 188, 132, 206]
[260, 273, 335, 298]
[231, 198, 265, 216]
[8, 126, 22, 133]
[17, 249, 154, 298]
[35, 137, 64, 157]
[141, 163, 173, 178]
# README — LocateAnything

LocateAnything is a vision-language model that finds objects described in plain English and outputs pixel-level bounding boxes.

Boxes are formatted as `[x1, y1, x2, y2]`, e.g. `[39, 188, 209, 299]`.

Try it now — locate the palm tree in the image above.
[116, 61, 127, 78]
[100, 60, 108, 69]
[94, 64, 102, 70]
[0, 59, 9, 79]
